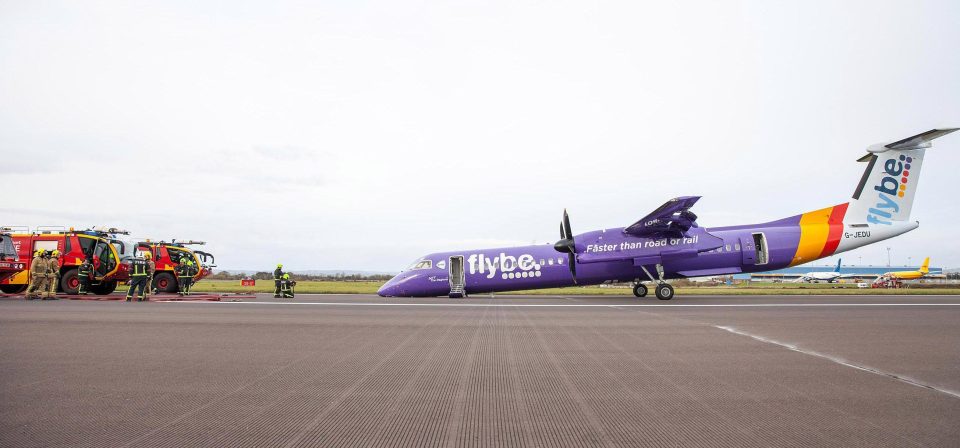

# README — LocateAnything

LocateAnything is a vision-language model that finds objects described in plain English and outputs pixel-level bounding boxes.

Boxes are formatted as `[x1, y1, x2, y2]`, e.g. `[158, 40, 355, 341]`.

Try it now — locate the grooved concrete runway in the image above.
[2, 294, 959, 447]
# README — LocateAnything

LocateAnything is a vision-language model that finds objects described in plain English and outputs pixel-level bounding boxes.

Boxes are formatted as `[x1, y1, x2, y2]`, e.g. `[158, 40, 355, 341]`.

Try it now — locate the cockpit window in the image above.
[406, 259, 433, 270]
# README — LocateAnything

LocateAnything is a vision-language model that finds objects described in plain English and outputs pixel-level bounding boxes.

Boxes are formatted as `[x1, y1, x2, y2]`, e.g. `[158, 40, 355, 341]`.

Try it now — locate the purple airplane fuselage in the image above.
[376, 209, 915, 297]
[378, 128, 956, 298]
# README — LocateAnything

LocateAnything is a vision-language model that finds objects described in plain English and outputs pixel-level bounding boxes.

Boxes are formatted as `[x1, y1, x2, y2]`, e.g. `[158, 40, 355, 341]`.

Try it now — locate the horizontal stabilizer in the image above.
[868, 128, 959, 153]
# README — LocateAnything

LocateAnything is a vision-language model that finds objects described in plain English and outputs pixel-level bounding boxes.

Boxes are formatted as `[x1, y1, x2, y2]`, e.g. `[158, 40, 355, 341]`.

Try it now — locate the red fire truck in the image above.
[0, 228, 26, 284]
[136, 240, 215, 293]
[0, 227, 131, 295]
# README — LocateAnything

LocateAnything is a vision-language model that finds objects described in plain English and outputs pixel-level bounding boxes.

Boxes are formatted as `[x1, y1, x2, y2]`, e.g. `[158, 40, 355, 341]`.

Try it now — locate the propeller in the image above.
[553, 209, 578, 284]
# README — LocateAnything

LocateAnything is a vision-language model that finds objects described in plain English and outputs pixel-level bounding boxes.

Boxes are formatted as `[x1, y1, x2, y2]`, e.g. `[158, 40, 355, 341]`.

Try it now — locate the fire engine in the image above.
[0, 228, 26, 284]
[0, 227, 132, 295]
[136, 240, 215, 293]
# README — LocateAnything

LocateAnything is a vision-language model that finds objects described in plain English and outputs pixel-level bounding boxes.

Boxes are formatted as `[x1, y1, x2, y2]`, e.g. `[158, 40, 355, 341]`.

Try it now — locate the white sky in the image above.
[2, 0, 959, 272]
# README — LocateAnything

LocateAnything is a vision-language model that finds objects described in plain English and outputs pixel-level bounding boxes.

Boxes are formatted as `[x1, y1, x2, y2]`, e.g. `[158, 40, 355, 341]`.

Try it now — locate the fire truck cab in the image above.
[0, 228, 26, 284]
[0, 227, 131, 295]
[135, 240, 215, 293]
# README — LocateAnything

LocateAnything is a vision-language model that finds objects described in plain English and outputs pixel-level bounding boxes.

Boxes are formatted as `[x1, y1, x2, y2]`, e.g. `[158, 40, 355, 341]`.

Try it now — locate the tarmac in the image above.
[2, 293, 959, 447]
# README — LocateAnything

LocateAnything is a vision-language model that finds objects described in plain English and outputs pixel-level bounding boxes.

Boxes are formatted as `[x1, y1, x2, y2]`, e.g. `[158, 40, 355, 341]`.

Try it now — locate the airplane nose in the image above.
[377, 280, 397, 297]
[377, 272, 418, 297]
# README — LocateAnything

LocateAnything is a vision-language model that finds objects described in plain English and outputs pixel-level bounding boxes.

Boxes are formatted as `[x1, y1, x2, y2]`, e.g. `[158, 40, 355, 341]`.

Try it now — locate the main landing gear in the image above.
[655, 283, 675, 301]
[632, 283, 647, 297]
[636, 264, 675, 301]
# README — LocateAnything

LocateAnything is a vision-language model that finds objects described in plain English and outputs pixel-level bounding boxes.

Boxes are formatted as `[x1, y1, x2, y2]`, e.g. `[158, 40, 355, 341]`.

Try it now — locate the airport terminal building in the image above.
[735, 264, 946, 282]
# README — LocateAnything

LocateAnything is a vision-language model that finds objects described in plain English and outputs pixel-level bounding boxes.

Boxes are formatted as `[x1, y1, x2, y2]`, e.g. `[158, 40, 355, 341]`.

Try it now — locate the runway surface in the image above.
[2, 294, 959, 447]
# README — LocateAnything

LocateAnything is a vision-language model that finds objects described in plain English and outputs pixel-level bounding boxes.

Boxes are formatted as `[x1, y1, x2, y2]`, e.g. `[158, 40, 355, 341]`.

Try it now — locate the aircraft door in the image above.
[448, 256, 465, 298]
[752, 233, 769, 265]
[740, 236, 756, 265]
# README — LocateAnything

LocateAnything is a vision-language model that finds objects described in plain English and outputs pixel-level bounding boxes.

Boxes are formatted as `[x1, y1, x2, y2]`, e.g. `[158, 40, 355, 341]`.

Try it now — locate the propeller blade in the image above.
[553, 209, 578, 284]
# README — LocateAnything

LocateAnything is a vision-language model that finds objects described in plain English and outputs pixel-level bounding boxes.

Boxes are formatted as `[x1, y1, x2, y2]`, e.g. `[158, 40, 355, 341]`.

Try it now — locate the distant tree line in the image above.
[207, 271, 393, 281]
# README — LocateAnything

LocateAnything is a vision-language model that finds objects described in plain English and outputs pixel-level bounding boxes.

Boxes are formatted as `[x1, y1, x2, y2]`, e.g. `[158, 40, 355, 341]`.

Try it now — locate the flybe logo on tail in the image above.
[867, 155, 912, 225]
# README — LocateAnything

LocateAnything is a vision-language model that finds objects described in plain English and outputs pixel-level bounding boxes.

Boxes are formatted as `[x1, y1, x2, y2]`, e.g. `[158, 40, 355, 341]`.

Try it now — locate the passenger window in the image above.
[558, 258, 564, 265]
[539, 259, 545, 266]
[735, 243, 741, 251]
[548, 259, 554, 266]
[725, 245, 731, 252]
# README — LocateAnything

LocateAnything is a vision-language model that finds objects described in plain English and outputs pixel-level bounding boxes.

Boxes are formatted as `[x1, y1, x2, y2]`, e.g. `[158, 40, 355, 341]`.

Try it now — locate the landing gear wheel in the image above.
[153, 273, 177, 293]
[655, 284, 674, 301]
[60, 268, 80, 295]
[0, 284, 27, 294]
[633, 283, 647, 298]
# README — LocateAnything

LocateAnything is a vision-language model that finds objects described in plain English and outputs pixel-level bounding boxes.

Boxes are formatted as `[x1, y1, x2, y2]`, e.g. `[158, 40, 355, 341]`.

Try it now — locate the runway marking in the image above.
[714, 325, 960, 400]
[159, 301, 960, 308]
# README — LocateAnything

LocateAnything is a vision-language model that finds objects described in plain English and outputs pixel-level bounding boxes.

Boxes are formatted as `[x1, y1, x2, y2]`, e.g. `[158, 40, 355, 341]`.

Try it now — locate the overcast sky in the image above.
[2, 0, 959, 272]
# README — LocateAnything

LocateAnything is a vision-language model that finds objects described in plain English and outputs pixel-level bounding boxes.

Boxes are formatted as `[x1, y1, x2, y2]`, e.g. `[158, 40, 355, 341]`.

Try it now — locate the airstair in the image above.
[449, 255, 465, 298]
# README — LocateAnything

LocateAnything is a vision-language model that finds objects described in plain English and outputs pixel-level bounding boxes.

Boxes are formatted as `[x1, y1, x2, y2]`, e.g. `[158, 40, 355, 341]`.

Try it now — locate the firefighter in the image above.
[174, 258, 190, 296]
[280, 273, 295, 298]
[144, 252, 155, 301]
[77, 257, 94, 295]
[274, 263, 284, 298]
[184, 259, 196, 295]
[126, 254, 150, 302]
[44, 250, 61, 300]
[25, 250, 48, 300]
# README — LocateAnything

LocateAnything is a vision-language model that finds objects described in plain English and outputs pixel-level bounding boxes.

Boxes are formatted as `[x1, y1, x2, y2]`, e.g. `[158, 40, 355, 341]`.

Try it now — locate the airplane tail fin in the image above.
[834, 259, 842, 273]
[920, 257, 930, 274]
[845, 129, 958, 224]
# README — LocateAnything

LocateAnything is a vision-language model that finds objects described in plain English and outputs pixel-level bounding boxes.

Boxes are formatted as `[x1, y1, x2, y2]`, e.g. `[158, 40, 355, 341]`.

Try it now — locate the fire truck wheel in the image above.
[154, 273, 178, 293]
[60, 268, 80, 295]
[0, 284, 27, 294]
[91, 281, 117, 295]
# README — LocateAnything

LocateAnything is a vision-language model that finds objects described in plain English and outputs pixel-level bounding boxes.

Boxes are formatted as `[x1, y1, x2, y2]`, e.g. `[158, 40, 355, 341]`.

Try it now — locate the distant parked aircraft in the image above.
[379, 129, 958, 300]
[796, 259, 847, 283]
[875, 257, 931, 283]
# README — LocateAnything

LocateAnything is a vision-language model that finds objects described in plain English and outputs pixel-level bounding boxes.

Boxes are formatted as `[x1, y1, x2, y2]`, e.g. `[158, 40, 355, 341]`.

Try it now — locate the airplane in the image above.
[795, 259, 847, 283]
[378, 128, 958, 300]
[875, 257, 931, 283]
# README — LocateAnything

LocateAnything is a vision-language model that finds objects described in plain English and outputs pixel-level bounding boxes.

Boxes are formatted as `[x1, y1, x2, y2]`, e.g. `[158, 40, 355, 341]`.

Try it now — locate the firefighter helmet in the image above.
[282, 273, 290, 279]
[51, 250, 59, 257]
[143, 252, 152, 259]
[277, 263, 283, 268]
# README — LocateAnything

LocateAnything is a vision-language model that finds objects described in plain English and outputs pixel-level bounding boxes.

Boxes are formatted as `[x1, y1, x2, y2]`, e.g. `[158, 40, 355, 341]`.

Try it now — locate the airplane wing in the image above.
[623, 196, 701, 238]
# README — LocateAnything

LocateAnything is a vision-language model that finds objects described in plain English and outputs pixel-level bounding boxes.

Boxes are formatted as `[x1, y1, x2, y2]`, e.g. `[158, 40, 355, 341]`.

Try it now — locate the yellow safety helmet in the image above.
[277, 263, 283, 268]
[143, 252, 152, 259]
[51, 250, 59, 257]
